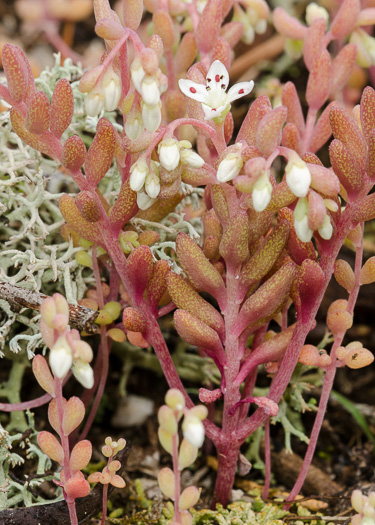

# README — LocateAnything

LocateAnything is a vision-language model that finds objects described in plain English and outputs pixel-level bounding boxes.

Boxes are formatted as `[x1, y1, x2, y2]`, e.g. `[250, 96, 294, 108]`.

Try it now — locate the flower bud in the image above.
[318, 214, 333, 240]
[158, 138, 181, 171]
[217, 152, 243, 183]
[165, 388, 185, 411]
[252, 172, 272, 212]
[85, 89, 104, 117]
[130, 158, 148, 192]
[72, 361, 94, 389]
[145, 170, 161, 198]
[130, 58, 145, 92]
[294, 197, 313, 243]
[102, 67, 121, 112]
[182, 416, 205, 448]
[305, 2, 329, 26]
[50, 336, 73, 378]
[142, 102, 161, 133]
[180, 148, 205, 168]
[140, 75, 160, 106]
[125, 112, 143, 141]
[137, 191, 156, 210]
[285, 157, 311, 197]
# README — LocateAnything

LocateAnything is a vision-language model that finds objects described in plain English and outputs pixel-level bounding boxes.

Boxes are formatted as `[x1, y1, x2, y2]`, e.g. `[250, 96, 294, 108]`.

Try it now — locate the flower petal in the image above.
[206, 60, 229, 90]
[227, 81, 254, 103]
[202, 103, 227, 120]
[178, 79, 207, 103]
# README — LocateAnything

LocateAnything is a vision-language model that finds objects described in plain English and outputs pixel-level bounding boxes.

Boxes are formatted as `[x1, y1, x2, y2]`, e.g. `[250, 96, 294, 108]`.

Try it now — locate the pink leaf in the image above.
[37, 431, 64, 465]
[50, 79, 74, 138]
[62, 397, 85, 436]
[70, 440, 92, 473]
[32, 355, 55, 397]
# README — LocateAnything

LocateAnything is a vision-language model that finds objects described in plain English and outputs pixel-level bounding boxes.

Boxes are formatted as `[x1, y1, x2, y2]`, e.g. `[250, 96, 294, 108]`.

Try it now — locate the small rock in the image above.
[111, 395, 154, 428]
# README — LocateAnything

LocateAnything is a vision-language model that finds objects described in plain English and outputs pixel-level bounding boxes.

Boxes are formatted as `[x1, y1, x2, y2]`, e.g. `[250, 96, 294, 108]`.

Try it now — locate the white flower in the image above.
[125, 113, 143, 141]
[180, 148, 205, 168]
[145, 170, 161, 198]
[217, 152, 243, 183]
[252, 172, 272, 212]
[182, 416, 205, 448]
[179, 60, 254, 121]
[137, 191, 156, 210]
[85, 90, 104, 117]
[130, 58, 145, 92]
[49, 336, 73, 379]
[140, 75, 161, 106]
[158, 139, 180, 171]
[318, 214, 333, 240]
[142, 102, 161, 133]
[130, 158, 148, 192]
[72, 361, 94, 389]
[294, 197, 313, 243]
[285, 158, 311, 198]
[102, 66, 121, 112]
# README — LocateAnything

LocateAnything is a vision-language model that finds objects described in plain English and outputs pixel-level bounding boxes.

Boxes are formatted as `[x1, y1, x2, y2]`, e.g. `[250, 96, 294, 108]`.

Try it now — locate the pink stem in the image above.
[43, 30, 84, 65]
[263, 418, 271, 500]
[302, 107, 318, 152]
[286, 223, 364, 504]
[55, 377, 78, 525]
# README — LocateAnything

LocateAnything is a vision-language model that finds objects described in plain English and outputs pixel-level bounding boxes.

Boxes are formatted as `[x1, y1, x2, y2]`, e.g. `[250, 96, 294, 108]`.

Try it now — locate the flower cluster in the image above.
[40, 294, 94, 389]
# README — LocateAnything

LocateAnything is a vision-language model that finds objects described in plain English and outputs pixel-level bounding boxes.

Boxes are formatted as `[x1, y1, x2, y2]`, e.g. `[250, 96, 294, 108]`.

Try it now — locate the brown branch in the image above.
[0, 281, 99, 334]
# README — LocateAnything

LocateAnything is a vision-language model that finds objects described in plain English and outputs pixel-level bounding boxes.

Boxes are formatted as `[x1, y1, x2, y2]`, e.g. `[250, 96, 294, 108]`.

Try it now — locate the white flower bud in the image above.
[180, 148, 205, 168]
[318, 214, 333, 240]
[217, 153, 244, 183]
[85, 90, 104, 117]
[158, 139, 180, 171]
[285, 158, 311, 198]
[125, 113, 143, 141]
[140, 75, 160, 106]
[130, 159, 148, 192]
[72, 361, 94, 389]
[49, 336, 73, 378]
[102, 68, 121, 112]
[137, 191, 156, 210]
[131, 58, 145, 92]
[142, 102, 161, 133]
[145, 170, 161, 198]
[252, 172, 272, 212]
[255, 19, 267, 34]
[294, 197, 313, 243]
[182, 416, 205, 448]
[305, 3, 329, 26]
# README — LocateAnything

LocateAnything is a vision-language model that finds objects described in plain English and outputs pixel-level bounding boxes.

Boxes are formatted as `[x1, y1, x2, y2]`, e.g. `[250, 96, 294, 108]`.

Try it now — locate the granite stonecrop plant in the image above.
[2, 0, 375, 512]
[32, 294, 94, 525]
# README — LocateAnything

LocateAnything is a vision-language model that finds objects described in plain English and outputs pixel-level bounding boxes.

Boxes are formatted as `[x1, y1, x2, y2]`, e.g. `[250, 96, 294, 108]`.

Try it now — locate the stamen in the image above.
[207, 78, 211, 83]
[238, 89, 244, 94]
[215, 74, 220, 82]
[221, 84, 225, 89]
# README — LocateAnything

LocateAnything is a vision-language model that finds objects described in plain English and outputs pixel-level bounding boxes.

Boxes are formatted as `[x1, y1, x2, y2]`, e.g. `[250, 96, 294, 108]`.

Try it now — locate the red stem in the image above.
[263, 418, 271, 500]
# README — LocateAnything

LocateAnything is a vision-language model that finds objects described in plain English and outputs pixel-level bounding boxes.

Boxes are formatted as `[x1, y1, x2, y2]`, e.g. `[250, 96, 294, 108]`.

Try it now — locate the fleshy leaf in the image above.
[174, 310, 226, 367]
[329, 105, 367, 171]
[10, 108, 54, 158]
[303, 18, 326, 72]
[233, 262, 297, 338]
[282, 82, 305, 136]
[330, 44, 357, 95]
[210, 184, 229, 227]
[309, 101, 338, 153]
[158, 468, 175, 500]
[308, 163, 340, 197]
[237, 95, 272, 146]
[64, 474, 91, 499]
[306, 50, 331, 111]
[278, 208, 317, 265]
[329, 139, 363, 196]
[296, 259, 325, 322]
[196, 0, 222, 54]
[147, 259, 171, 311]
[26, 91, 51, 135]
[75, 191, 103, 222]
[176, 232, 226, 308]
[330, 0, 360, 39]
[179, 486, 200, 510]
[70, 440, 92, 472]
[273, 7, 307, 39]
[122, 307, 147, 332]
[219, 210, 249, 271]
[50, 79, 74, 137]
[334, 259, 355, 293]
[32, 355, 55, 397]
[37, 431, 64, 465]
[62, 397, 86, 436]
[238, 220, 290, 301]
[178, 438, 198, 470]
[175, 33, 198, 74]
[352, 193, 375, 223]
[85, 118, 115, 187]
[256, 105, 287, 157]
[166, 273, 225, 338]
[62, 135, 87, 171]
[153, 11, 175, 50]
[109, 179, 138, 232]
[1, 44, 28, 103]
[123, 0, 143, 30]
[282, 123, 302, 156]
[126, 245, 154, 303]
[59, 194, 104, 246]
[360, 86, 375, 144]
